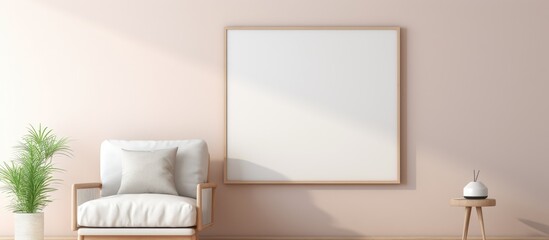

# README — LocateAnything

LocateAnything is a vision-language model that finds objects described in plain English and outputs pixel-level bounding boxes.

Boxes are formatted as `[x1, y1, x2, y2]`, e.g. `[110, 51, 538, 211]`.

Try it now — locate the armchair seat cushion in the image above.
[78, 194, 196, 227]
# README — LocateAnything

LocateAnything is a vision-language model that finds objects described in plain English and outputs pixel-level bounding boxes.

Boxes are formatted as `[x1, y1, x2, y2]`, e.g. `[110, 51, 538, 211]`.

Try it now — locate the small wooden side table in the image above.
[450, 198, 496, 240]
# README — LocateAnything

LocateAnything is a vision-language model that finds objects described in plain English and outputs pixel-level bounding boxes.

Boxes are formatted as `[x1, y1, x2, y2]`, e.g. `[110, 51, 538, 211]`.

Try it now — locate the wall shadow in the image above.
[323, 28, 414, 191]
[518, 219, 549, 235]
[210, 160, 360, 236]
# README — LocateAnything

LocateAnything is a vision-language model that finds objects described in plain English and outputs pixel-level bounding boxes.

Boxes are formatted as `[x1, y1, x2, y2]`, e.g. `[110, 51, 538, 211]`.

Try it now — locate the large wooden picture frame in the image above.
[225, 27, 400, 184]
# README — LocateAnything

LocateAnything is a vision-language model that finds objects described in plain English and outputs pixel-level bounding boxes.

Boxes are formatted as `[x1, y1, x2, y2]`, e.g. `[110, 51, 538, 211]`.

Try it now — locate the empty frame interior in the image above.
[225, 27, 400, 184]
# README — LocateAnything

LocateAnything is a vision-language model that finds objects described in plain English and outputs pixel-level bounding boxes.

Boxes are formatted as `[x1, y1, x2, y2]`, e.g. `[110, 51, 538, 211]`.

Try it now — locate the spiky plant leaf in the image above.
[0, 125, 71, 213]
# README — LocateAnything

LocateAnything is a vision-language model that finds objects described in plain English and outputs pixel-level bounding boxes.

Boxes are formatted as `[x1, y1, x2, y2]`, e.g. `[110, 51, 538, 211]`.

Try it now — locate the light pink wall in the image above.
[1, 0, 549, 237]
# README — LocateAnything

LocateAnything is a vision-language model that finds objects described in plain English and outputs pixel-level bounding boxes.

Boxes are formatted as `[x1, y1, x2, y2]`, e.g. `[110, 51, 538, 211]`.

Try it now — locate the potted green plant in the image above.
[0, 125, 71, 240]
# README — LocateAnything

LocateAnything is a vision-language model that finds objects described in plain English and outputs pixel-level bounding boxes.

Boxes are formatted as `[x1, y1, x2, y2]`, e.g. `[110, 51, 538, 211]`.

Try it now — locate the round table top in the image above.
[450, 198, 496, 207]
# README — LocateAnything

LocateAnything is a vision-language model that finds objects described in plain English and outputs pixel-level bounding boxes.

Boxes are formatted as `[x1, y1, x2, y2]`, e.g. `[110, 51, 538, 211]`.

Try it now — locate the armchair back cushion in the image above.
[100, 140, 209, 198]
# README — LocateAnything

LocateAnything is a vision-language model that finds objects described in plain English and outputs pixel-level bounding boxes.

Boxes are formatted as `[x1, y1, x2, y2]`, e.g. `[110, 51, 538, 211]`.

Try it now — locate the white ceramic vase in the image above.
[463, 181, 488, 199]
[15, 212, 44, 240]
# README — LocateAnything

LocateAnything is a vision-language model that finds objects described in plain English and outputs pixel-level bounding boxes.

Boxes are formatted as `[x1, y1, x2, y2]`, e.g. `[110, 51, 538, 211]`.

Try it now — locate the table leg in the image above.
[462, 207, 472, 240]
[477, 207, 486, 240]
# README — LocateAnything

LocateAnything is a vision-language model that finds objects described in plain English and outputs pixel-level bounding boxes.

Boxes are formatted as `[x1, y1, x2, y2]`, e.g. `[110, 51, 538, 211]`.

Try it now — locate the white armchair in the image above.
[72, 140, 216, 240]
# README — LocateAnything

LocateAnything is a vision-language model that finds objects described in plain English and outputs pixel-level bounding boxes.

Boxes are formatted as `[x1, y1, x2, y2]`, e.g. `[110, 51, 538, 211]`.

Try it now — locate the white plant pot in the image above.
[15, 212, 44, 240]
[463, 181, 488, 199]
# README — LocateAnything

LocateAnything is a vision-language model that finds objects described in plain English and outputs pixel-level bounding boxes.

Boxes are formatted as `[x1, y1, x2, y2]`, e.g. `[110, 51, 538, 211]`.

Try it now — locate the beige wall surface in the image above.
[1, 0, 548, 237]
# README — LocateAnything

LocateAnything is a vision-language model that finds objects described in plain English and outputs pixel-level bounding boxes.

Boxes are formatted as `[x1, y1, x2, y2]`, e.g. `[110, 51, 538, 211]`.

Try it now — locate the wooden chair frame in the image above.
[72, 182, 216, 240]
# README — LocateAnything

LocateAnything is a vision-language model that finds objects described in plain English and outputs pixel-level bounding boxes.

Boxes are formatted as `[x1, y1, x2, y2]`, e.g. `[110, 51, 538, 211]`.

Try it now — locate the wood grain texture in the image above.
[72, 183, 102, 231]
[197, 182, 217, 231]
[462, 207, 472, 240]
[450, 198, 496, 207]
[225, 26, 400, 30]
[476, 207, 486, 240]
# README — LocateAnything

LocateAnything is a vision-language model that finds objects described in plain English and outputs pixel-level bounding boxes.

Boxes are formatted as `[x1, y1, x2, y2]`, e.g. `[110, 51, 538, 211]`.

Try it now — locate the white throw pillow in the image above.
[100, 140, 210, 198]
[117, 148, 178, 195]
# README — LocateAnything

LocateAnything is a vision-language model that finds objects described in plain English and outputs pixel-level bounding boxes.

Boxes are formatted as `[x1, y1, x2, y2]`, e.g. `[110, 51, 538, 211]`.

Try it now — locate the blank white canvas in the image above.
[226, 29, 399, 183]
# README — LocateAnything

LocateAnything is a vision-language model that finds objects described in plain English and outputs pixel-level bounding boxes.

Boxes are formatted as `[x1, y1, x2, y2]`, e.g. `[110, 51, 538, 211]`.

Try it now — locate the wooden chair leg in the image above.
[191, 234, 198, 240]
[477, 207, 486, 240]
[462, 207, 472, 240]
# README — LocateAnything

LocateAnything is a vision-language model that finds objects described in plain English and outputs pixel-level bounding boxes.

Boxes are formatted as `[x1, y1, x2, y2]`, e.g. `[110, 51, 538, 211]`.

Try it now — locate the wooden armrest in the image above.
[196, 182, 217, 231]
[73, 182, 102, 190]
[72, 182, 102, 231]
[198, 182, 217, 189]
